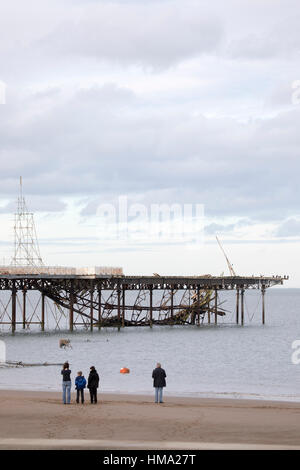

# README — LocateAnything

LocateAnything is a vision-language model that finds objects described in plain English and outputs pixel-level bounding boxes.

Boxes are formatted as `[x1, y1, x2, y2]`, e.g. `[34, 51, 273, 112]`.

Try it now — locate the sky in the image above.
[0, 0, 299, 285]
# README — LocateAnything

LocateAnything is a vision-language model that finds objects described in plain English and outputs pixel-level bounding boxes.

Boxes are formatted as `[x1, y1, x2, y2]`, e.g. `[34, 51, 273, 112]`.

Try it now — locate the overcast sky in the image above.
[0, 0, 299, 285]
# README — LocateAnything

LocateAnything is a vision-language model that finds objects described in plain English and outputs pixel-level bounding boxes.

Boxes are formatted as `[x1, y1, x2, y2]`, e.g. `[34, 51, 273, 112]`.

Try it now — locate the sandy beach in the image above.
[0, 390, 300, 450]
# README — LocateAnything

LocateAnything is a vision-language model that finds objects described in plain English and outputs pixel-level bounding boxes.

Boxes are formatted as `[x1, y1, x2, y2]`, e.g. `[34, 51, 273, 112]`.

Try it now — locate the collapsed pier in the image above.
[0, 274, 288, 332]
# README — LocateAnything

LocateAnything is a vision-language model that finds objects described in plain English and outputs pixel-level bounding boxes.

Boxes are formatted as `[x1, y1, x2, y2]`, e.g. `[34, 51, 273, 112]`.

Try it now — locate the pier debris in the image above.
[0, 361, 63, 368]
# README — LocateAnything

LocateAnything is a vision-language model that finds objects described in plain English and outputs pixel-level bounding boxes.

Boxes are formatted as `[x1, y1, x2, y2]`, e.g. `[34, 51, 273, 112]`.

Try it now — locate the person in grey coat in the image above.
[152, 362, 166, 403]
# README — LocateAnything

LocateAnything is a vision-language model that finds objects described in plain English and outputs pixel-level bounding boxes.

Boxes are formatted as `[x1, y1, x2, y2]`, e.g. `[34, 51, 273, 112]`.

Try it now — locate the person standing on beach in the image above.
[75, 371, 86, 404]
[152, 363, 166, 404]
[61, 361, 71, 404]
[87, 366, 99, 404]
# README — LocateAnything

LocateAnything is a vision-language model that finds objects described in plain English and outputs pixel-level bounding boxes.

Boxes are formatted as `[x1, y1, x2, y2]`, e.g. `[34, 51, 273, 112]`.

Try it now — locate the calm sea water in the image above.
[0, 287, 300, 402]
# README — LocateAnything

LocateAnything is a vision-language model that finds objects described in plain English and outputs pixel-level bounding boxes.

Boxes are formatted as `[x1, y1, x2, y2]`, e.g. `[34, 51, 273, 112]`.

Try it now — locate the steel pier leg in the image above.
[170, 287, 174, 324]
[241, 288, 245, 326]
[22, 290, 26, 329]
[149, 287, 153, 328]
[117, 288, 121, 331]
[122, 286, 125, 328]
[236, 289, 240, 325]
[11, 283, 16, 334]
[262, 286, 265, 325]
[197, 287, 200, 326]
[98, 287, 102, 330]
[69, 283, 74, 332]
[214, 289, 218, 325]
[41, 292, 45, 332]
[90, 289, 94, 332]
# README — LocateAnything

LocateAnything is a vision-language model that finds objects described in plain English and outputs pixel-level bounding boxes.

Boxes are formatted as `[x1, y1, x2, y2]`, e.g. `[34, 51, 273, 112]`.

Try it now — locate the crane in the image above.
[216, 235, 236, 277]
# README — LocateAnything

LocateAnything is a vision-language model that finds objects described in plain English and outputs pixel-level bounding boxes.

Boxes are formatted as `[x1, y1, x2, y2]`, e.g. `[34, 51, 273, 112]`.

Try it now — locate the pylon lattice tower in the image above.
[11, 177, 44, 267]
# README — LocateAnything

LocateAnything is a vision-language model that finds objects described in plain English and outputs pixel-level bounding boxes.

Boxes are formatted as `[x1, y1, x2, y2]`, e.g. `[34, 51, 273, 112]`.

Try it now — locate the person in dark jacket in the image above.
[75, 371, 87, 404]
[152, 362, 166, 403]
[87, 366, 100, 404]
[61, 361, 71, 404]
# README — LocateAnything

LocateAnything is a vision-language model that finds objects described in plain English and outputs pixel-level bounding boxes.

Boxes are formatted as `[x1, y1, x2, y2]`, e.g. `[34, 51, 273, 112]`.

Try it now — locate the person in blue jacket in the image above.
[75, 371, 87, 404]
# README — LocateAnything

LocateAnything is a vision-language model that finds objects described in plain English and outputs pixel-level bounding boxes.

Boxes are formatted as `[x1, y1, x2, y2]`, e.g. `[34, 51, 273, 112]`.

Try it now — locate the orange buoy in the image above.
[120, 367, 130, 374]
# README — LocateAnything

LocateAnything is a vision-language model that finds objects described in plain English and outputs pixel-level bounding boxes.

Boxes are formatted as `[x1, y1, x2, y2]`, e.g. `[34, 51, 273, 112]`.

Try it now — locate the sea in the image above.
[0, 287, 300, 402]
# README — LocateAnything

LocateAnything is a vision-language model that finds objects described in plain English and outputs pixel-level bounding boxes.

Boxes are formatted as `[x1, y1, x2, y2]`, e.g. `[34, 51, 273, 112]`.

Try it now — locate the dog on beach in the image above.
[59, 339, 72, 349]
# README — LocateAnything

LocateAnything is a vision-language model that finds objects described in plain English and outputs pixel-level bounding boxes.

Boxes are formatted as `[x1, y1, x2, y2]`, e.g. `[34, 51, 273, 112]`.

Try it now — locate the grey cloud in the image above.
[0, 196, 67, 213]
[205, 223, 236, 236]
[1, 83, 300, 222]
[31, 87, 61, 100]
[275, 218, 300, 238]
[264, 82, 295, 110]
[227, 14, 300, 61]
[75, 84, 137, 107]
[0, 0, 299, 229]
[40, 3, 223, 68]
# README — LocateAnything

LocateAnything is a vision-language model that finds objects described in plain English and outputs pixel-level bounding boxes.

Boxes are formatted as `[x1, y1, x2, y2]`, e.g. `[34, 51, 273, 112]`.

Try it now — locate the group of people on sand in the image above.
[61, 361, 166, 405]
[61, 362, 99, 404]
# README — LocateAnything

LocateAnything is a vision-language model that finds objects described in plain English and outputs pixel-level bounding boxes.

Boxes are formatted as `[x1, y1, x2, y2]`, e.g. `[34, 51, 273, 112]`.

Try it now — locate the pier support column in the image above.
[262, 286, 266, 325]
[241, 288, 245, 326]
[90, 288, 94, 332]
[149, 286, 153, 328]
[11, 282, 16, 334]
[41, 292, 45, 332]
[207, 298, 211, 324]
[170, 287, 174, 324]
[22, 289, 26, 329]
[236, 289, 240, 325]
[122, 286, 125, 328]
[98, 286, 102, 331]
[69, 282, 74, 332]
[197, 287, 200, 326]
[117, 288, 121, 331]
[214, 289, 218, 325]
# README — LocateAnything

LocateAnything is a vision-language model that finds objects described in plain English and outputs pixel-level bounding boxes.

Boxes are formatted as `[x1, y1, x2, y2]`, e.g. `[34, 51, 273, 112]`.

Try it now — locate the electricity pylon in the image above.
[11, 177, 44, 267]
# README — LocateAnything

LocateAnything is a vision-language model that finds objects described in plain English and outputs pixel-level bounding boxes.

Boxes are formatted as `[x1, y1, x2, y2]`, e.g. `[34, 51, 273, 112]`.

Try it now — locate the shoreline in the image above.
[1, 390, 300, 449]
[0, 385, 299, 405]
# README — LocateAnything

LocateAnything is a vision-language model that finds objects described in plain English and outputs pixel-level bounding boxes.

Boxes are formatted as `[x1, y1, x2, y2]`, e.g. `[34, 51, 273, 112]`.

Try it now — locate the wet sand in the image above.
[0, 390, 300, 449]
